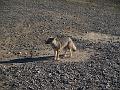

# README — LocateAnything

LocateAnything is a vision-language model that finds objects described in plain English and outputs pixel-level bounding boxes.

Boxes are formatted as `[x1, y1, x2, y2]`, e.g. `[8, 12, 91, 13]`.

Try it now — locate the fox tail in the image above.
[72, 42, 77, 51]
[68, 37, 77, 51]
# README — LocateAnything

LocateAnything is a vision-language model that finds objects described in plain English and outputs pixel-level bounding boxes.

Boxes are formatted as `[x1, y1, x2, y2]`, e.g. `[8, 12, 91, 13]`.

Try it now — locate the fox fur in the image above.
[45, 35, 76, 60]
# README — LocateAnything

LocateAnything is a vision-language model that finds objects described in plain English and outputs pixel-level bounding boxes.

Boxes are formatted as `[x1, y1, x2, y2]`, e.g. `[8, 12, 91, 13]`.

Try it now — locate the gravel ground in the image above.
[0, 0, 120, 90]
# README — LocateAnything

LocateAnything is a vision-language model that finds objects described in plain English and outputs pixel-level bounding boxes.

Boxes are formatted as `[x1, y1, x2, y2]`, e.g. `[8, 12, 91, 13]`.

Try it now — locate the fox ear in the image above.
[49, 36, 53, 38]
[54, 37, 57, 39]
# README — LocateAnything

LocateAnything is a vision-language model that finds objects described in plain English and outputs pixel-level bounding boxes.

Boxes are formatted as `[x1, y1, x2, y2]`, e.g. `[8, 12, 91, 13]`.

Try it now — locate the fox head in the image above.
[45, 37, 55, 44]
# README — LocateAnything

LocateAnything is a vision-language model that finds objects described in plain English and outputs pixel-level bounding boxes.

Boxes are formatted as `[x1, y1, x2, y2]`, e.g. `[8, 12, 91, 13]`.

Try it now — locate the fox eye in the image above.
[48, 38, 54, 42]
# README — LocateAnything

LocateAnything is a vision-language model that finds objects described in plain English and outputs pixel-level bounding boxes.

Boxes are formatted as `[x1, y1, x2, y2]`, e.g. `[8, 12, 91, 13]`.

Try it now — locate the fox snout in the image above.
[45, 37, 54, 44]
[45, 40, 49, 44]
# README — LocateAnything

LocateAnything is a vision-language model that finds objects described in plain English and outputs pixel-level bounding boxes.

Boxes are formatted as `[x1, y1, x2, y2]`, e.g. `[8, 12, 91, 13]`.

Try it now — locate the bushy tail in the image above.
[68, 37, 77, 51]
[72, 42, 77, 51]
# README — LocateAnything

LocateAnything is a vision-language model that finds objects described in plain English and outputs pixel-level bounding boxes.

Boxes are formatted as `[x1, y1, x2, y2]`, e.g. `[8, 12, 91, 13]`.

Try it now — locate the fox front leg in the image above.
[54, 50, 57, 60]
[56, 50, 60, 60]
[69, 49, 72, 58]
[54, 50, 60, 60]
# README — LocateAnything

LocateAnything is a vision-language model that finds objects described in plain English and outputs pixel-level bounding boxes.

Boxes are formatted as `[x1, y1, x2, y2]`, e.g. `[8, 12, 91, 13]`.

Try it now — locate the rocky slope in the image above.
[0, 0, 120, 90]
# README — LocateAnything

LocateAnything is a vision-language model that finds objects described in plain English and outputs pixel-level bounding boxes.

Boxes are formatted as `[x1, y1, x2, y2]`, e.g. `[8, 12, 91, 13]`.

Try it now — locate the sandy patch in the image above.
[65, 31, 120, 43]
[58, 48, 95, 62]
[82, 32, 120, 43]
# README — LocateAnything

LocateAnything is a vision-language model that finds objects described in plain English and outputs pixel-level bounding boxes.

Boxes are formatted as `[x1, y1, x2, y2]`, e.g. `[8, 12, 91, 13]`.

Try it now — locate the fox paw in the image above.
[57, 58, 60, 60]
[64, 54, 67, 57]
[55, 58, 60, 60]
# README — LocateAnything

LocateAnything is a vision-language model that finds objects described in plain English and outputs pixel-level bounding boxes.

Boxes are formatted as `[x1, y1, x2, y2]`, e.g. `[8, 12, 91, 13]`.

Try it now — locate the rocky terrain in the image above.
[0, 0, 120, 90]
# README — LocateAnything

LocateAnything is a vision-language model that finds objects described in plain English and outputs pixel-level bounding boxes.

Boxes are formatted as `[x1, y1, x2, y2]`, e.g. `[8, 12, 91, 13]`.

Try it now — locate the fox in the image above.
[45, 35, 77, 60]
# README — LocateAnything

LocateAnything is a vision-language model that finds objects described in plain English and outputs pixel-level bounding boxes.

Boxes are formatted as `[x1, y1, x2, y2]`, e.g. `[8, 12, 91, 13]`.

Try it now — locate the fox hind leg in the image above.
[54, 50, 60, 60]
[64, 49, 68, 57]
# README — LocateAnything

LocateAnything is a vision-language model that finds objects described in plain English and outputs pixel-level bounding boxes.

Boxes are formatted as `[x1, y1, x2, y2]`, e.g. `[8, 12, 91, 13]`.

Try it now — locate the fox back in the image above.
[45, 36, 76, 51]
